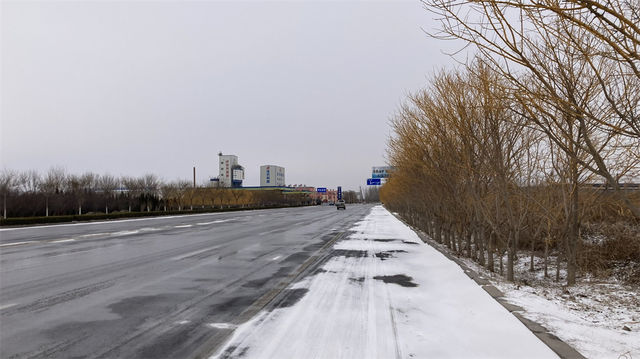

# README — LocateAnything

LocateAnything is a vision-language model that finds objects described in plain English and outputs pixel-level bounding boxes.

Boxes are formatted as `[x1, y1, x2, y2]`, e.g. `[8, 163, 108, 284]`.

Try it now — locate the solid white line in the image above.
[111, 230, 140, 236]
[0, 241, 37, 247]
[171, 246, 220, 261]
[0, 210, 260, 231]
[50, 238, 76, 243]
[207, 323, 237, 329]
[197, 219, 232, 225]
[174, 224, 193, 228]
[79, 233, 109, 238]
[0, 303, 18, 310]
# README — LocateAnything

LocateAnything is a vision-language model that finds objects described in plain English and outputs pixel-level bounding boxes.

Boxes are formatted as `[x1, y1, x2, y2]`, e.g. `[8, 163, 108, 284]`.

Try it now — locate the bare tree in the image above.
[424, 0, 640, 220]
[40, 167, 66, 217]
[141, 174, 160, 212]
[99, 174, 119, 214]
[0, 169, 17, 219]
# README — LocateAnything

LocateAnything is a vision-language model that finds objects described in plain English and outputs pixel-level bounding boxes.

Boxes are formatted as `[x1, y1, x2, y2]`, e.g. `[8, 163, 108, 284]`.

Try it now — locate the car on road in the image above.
[336, 200, 346, 210]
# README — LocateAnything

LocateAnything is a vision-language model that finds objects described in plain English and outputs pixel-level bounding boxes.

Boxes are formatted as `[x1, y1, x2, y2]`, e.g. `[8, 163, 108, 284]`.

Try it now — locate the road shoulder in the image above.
[211, 205, 560, 359]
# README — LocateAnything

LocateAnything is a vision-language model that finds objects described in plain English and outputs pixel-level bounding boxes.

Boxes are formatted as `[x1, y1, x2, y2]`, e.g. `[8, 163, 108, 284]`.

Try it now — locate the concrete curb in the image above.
[392, 214, 586, 359]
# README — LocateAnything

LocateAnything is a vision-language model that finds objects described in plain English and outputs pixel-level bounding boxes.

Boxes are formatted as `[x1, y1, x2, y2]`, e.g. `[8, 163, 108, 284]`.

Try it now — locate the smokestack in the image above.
[193, 167, 196, 188]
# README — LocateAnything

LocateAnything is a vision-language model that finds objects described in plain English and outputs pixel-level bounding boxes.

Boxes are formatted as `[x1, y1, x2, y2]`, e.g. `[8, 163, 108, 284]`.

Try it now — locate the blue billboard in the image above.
[337, 186, 342, 200]
[367, 178, 381, 185]
[372, 166, 392, 179]
[317, 187, 327, 193]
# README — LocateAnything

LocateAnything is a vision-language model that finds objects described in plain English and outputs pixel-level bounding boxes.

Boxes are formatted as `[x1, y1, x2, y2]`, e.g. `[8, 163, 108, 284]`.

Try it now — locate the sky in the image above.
[1, 0, 461, 191]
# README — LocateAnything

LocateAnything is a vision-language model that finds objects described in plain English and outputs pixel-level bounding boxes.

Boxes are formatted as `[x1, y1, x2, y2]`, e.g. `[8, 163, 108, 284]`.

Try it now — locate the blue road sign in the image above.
[367, 178, 381, 185]
[337, 186, 342, 200]
[317, 187, 327, 193]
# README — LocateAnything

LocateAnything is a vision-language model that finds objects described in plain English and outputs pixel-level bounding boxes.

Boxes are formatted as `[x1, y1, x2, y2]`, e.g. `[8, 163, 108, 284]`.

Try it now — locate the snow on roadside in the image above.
[440, 239, 640, 358]
[212, 206, 558, 359]
[496, 284, 639, 358]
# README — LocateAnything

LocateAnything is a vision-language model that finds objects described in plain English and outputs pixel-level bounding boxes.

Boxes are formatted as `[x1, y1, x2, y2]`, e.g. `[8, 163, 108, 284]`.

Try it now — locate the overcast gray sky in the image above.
[1, 0, 460, 191]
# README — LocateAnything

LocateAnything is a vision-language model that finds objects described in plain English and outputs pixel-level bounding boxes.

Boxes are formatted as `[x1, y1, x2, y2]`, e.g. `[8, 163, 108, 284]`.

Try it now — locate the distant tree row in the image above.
[0, 168, 311, 219]
[381, 0, 639, 286]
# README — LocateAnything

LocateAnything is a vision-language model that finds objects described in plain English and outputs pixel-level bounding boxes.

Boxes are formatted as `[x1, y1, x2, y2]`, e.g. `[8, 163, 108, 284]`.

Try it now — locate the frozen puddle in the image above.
[212, 206, 559, 359]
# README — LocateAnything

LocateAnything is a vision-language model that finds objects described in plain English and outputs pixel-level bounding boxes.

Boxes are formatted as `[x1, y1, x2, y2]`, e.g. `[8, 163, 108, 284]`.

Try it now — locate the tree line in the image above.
[0, 168, 311, 219]
[381, 0, 640, 285]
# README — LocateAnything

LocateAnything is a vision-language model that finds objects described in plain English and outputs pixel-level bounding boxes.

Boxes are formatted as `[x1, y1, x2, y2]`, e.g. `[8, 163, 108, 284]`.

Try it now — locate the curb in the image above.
[391, 214, 586, 359]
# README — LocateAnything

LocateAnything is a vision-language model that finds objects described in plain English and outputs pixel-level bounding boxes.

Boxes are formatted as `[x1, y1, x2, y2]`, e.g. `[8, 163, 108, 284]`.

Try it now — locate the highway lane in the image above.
[0, 204, 373, 358]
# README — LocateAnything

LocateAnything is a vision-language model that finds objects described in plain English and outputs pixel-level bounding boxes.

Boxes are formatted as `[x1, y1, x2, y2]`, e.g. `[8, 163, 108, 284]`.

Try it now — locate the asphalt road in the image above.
[0, 204, 373, 358]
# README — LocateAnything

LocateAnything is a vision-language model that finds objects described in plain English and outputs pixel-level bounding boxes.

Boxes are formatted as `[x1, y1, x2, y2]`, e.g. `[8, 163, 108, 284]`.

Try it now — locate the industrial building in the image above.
[260, 165, 285, 187]
[214, 153, 244, 188]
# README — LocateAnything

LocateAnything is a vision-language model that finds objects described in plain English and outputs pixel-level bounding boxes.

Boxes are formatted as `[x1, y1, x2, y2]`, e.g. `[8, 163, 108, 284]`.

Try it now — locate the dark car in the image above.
[336, 200, 346, 210]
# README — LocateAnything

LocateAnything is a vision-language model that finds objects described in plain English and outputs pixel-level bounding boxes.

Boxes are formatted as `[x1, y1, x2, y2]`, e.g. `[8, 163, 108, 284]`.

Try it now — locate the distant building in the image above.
[260, 165, 285, 187]
[216, 153, 244, 188]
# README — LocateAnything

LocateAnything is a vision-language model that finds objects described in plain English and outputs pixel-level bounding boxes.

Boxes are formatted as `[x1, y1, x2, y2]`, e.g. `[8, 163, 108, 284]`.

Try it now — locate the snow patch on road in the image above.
[212, 206, 558, 359]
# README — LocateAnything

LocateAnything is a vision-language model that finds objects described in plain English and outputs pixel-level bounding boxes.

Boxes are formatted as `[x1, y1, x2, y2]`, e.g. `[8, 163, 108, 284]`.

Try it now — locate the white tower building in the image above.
[260, 165, 285, 187]
[218, 153, 244, 188]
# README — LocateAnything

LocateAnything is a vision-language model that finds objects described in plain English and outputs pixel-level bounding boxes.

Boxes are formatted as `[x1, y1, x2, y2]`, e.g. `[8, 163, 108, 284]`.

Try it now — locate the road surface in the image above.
[0, 204, 373, 358]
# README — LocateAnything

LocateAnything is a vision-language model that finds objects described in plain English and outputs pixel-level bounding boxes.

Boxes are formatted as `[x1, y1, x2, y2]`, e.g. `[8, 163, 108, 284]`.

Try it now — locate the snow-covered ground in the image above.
[212, 206, 558, 358]
[451, 250, 640, 358]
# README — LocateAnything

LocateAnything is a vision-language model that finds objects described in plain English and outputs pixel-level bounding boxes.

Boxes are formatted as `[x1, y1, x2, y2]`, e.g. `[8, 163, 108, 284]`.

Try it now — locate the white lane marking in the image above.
[111, 230, 141, 236]
[0, 303, 18, 310]
[139, 227, 162, 232]
[176, 320, 190, 325]
[50, 238, 76, 243]
[272, 255, 282, 261]
[197, 219, 232, 226]
[0, 210, 261, 231]
[0, 241, 37, 247]
[79, 232, 110, 238]
[207, 323, 236, 329]
[171, 246, 221, 261]
[174, 224, 193, 228]
[259, 228, 281, 236]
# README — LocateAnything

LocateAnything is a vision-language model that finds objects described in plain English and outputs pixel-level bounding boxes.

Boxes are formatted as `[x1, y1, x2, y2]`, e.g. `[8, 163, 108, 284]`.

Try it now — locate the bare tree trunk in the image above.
[444, 229, 451, 249]
[487, 231, 495, 272]
[507, 230, 515, 281]
[565, 158, 579, 286]
[435, 221, 442, 243]
[544, 236, 549, 278]
[555, 251, 562, 282]
[478, 228, 486, 266]
[530, 235, 535, 272]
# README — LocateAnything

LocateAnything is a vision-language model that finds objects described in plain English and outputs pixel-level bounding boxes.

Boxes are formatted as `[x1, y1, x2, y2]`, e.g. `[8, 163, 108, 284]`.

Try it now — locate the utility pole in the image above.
[193, 167, 196, 188]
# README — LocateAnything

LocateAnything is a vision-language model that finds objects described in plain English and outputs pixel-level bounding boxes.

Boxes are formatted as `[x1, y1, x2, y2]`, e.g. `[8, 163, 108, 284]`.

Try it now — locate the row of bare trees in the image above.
[381, 0, 639, 285]
[1, 168, 310, 219]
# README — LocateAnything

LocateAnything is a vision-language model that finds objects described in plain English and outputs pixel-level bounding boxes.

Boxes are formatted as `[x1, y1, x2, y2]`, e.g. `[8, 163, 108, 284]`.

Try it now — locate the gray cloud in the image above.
[1, 0, 460, 190]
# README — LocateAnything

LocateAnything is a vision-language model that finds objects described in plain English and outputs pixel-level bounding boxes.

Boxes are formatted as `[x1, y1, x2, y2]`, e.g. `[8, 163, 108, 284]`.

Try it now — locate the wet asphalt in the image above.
[0, 204, 373, 358]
